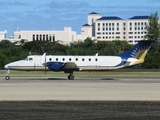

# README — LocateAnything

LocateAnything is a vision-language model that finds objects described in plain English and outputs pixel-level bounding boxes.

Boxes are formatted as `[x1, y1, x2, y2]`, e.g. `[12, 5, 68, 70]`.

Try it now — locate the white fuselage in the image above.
[4, 54, 139, 71]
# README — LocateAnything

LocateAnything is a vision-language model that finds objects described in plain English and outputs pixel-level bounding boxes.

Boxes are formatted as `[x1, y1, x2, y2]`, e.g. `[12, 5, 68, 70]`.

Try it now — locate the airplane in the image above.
[4, 40, 155, 80]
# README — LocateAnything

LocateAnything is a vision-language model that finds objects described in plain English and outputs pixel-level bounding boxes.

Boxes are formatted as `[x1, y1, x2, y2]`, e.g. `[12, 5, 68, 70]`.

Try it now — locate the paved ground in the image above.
[0, 101, 160, 120]
[0, 76, 160, 119]
[0, 76, 160, 101]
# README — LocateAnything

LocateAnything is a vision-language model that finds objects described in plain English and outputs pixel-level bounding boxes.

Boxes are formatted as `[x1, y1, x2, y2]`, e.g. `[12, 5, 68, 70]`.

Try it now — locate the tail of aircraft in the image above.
[117, 40, 155, 60]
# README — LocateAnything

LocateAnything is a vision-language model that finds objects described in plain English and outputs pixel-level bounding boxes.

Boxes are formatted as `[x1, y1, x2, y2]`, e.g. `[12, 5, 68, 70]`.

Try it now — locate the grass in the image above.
[1, 70, 160, 77]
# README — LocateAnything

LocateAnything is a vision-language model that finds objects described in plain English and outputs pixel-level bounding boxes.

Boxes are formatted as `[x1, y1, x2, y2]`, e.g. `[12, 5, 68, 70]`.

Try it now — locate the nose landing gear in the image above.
[5, 69, 10, 80]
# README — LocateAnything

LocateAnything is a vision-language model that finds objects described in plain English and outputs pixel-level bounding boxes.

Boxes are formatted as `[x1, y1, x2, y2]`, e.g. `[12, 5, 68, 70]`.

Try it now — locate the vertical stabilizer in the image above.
[117, 40, 155, 60]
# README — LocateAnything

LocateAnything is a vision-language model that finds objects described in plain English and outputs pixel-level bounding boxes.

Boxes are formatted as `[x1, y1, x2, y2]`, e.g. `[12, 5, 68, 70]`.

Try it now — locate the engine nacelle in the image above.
[47, 62, 65, 71]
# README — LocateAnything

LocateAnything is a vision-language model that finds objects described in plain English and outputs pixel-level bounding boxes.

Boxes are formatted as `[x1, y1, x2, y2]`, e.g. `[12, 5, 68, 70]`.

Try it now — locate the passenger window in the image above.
[69, 58, 71, 61]
[82, 58, 84, 61]
[95, 58, 98, 61]
[89, 58, 91, 61]
[49, 58, 52, 61]
[76, 58, 78, 61]
[56, 58, 58, 61]
[62, 58, 65, 61]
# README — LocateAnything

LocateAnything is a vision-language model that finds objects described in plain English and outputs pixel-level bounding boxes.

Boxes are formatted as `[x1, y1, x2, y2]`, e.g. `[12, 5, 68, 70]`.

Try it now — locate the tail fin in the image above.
[117, 40, 155, 60]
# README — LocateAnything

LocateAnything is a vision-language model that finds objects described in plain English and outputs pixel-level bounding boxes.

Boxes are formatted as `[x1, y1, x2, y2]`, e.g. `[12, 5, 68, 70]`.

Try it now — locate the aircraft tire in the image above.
[68, 75, 74, 80]
[5, 76, 10, 80]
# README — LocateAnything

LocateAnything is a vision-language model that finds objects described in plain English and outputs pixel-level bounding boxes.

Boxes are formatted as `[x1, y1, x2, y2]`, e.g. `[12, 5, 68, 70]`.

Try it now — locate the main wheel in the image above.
[68, 75, 74, 80]
[5, 76, 10, 80]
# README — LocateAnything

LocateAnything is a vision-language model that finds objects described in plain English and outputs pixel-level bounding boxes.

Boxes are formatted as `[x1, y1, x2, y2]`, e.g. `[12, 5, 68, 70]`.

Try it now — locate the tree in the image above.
[145, 11, 160, 42]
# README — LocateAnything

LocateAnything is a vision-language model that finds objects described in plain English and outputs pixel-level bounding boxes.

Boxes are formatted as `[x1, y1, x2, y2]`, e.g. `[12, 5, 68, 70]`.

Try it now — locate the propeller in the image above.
[42, 53, 47, 75]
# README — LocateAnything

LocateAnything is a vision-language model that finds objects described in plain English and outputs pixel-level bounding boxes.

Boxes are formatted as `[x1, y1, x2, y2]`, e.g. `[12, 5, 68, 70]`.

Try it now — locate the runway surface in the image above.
[0, 76, 160, 119]
[0, 76, 160, 101]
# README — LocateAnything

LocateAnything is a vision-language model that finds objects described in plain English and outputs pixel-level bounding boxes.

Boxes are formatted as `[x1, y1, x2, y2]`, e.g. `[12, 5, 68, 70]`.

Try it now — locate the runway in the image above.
[0, 76, 160, 101]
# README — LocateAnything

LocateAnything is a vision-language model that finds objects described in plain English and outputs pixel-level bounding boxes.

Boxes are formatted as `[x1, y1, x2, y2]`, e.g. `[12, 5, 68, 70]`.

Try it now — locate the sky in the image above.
[0, 0, 160, 37]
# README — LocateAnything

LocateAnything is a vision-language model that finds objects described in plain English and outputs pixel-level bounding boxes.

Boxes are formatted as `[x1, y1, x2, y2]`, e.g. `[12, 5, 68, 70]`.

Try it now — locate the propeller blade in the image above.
[43, 53, 46, 75]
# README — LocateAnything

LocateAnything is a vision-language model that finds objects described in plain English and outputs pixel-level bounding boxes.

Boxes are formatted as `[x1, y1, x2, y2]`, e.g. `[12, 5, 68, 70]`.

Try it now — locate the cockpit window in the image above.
[24, 58, 28, 61]
[29, 58, 33, 61]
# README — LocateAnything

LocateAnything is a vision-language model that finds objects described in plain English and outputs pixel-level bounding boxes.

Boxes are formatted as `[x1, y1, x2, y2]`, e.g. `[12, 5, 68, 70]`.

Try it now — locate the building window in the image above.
[49, 35, 52, 41]
[46, 35, 48, 41]
[130, 27, 132, 30]
[92, 19, 94, 24]
[117, 27, 119, 31]
[43, 35, 45, 40]
[129, 36, 133, 38]
[33, 35, 35, 40]
[53, 35, 55, 41]
[116, 36, 120, 39]
[130, 23, 132, 26]
[135, 23, 137, 26]
[40, 35, 42, 41]
[36, 35, 38, 40]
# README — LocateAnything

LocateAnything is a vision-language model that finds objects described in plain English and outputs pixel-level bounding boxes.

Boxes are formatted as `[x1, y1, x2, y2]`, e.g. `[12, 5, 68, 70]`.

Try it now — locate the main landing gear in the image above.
[5, 69, 10, 80]
[68, 72, 74, 80]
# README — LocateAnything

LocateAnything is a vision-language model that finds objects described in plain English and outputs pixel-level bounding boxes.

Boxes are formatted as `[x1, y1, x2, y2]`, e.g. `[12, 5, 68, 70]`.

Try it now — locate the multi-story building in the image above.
[14, 27, 77, 44]
[81, 12, 152, 44]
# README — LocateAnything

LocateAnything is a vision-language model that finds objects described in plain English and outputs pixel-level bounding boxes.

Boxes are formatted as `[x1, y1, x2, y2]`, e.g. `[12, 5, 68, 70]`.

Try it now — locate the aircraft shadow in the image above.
[101, 78, 117, 81]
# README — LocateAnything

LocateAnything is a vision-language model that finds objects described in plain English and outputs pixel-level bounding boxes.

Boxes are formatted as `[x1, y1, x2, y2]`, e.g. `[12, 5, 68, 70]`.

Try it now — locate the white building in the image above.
[0, 30, 7, 41]
[81, 12, 154, 44]
[14, 27, 77, 44]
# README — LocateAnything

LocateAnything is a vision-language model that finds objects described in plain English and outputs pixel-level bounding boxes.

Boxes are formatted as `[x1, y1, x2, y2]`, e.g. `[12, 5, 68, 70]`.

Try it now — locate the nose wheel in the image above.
[5, 76, 10, 80]
[5, 69, 10, 80]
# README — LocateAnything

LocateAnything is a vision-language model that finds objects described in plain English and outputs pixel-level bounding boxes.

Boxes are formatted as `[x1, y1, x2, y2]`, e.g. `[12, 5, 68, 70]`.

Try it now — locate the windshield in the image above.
[24, 57, 28, 61]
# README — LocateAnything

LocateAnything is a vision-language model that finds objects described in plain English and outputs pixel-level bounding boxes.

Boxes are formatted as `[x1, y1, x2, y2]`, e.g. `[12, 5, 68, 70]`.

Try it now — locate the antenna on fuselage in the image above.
[95, 53, 98, 56]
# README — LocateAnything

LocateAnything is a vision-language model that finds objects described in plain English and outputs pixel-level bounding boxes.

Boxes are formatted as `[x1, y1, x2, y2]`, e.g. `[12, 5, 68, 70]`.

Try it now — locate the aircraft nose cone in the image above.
[4, 64, 8, 69]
